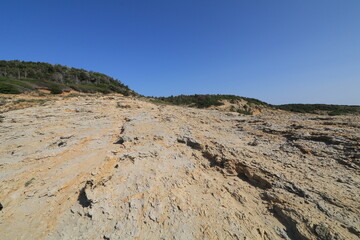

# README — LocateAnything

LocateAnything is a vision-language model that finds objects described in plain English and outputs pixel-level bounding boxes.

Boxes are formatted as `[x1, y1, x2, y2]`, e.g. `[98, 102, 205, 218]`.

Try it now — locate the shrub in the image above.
[24, 178, 35, 187]
[277, 104, 360, 115]
[0, 82, 21, 94]
[50, 86, 62, 94]
[237, 109, 252, 115]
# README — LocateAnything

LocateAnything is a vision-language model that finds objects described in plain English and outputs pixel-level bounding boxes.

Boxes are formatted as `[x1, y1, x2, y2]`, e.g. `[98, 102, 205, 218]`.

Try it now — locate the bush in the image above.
[0, 82, 21, 94]
[237, 109, 252, 115]
[50, 86, 62, 94]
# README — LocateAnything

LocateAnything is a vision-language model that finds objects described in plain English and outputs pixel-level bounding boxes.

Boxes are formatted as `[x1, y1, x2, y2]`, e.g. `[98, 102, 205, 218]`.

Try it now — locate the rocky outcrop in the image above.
[0, 95, 359, 239]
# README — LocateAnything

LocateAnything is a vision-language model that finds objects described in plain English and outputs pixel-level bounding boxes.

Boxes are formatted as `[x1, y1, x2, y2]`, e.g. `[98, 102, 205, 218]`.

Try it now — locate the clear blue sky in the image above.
[1, 0, 359, 104]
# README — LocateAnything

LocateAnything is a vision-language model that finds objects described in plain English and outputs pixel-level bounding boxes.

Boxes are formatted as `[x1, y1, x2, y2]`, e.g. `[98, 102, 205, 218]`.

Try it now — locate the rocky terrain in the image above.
[0, 94, 359, 240]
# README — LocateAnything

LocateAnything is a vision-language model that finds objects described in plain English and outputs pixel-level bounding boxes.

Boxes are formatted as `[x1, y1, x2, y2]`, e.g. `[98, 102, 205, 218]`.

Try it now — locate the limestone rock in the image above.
[0, 94, 359, 240]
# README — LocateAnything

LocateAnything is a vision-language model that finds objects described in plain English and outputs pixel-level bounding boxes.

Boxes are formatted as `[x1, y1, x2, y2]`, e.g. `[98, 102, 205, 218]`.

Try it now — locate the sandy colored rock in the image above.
[0, 94, 359, 240]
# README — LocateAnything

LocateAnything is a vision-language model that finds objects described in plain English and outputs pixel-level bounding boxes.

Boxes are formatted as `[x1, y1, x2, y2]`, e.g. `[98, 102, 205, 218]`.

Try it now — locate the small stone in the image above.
[115, 221, 122, 230]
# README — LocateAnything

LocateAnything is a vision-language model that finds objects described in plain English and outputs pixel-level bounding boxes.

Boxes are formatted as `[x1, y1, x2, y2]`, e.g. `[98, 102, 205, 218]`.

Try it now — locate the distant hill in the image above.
[151, 94, 360, 116]
[0, 60, 136, 95]
[150, 94, 270, 115]
[1, 60, 358, 116]
[277, 104, 360, 116]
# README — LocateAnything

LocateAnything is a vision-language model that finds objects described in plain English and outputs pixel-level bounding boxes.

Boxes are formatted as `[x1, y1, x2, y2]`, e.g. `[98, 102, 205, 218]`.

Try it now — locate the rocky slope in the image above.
[0, 94, 359, 240]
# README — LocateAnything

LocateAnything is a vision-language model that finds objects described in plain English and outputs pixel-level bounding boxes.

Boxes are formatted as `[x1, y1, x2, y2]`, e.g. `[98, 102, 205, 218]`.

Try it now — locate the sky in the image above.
[1, 0, 359, 105]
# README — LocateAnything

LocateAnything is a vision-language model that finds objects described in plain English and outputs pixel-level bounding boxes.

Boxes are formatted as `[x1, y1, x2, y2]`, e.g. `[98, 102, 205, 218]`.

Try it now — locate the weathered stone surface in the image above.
[0, 94, 359, 239]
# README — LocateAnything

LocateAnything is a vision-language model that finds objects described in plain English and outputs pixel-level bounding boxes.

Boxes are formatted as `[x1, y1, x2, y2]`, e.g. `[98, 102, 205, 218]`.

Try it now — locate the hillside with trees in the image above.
[1, 60, 358, 116]
[152, 94, 268, 108]
[151, 94, 360, 116]
[0, 60, 136, 95]
[277, 103, 360, 116]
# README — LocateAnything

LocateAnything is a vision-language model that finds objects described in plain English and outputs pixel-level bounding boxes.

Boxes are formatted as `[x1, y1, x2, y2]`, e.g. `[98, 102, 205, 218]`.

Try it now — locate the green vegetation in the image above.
[152, 95, 359, 116]
[2, 61, 357, 116]
[237, 109, 252, 115]
[152, 94, 268, 108]
[24, 178, 35, 187]
[277, 104, 360, 116]
[50, 86, 63, 94]
[229, 104, 253, 115]
[0, 81, 21, 94]
[0, 60, 136, 95]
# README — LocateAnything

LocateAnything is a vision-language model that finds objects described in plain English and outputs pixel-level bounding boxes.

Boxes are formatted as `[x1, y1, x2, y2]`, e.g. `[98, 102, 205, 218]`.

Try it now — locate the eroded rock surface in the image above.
[0, 95, 359, 240]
